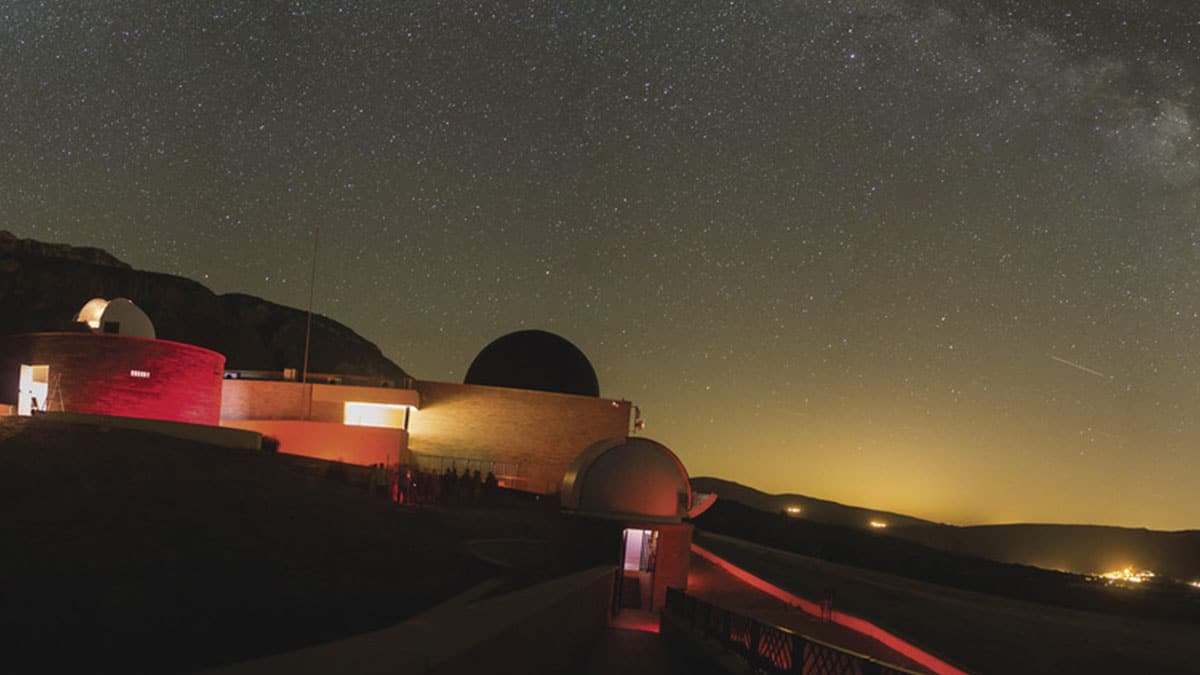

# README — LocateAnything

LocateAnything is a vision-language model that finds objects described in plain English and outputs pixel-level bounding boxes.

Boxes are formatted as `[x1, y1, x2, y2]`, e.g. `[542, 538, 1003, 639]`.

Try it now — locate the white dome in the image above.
[561, 437, 692, 523]
[75, 298, 109, 329]
[74, 297, 156, 339]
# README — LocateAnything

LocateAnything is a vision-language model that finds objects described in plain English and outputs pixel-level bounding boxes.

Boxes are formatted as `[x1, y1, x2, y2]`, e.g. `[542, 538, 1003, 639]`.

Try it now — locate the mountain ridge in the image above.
[0, 232, 408, 380]
[695, 476, 1200, 579]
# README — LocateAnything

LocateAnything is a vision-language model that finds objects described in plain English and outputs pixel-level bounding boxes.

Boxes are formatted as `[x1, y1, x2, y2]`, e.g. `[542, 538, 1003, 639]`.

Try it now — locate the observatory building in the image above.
[1, 299, 708, 617]
[561, 437, 704, 612]
[0, 298, 225, 424]
[219, 329, 631, 492]
[407, 330, 630, 493]
[1, 302, 690, 520]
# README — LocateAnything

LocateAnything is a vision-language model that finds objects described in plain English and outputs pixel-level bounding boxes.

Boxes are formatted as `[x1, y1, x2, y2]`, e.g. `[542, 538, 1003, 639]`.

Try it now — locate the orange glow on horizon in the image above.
[868, 520, 888, 529]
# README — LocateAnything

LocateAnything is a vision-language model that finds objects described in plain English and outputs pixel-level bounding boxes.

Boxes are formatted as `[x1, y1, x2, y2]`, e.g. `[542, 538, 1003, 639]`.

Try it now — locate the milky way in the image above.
[2, 1, 1197, 528]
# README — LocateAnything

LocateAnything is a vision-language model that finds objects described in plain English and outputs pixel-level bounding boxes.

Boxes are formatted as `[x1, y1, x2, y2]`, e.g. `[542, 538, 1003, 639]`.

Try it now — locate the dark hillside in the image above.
[0, 231, 408, 378]
[692, 476, 934, 528]
[0, 418, 491, 673]
[698, 476, 1200, 581]
[694, 499, 1200, 625]
[891, 523, 1200, 581]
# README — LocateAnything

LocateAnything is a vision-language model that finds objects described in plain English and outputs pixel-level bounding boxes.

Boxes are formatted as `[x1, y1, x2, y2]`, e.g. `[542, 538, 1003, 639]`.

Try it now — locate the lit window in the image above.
[344, 401, 411, 429]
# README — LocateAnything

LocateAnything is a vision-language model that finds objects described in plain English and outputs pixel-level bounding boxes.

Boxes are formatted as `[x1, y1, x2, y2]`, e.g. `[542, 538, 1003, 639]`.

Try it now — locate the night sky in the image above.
[3, 2, 1197, 530]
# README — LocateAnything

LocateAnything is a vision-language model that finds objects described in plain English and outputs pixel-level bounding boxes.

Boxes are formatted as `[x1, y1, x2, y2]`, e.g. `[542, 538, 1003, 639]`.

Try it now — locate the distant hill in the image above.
[695, 476, 1200, 580]
[0, 230, 408, 379]
[693, 499, 1200, 626]
[691, 476, 935, 529]
[892, 523, 1200, 581]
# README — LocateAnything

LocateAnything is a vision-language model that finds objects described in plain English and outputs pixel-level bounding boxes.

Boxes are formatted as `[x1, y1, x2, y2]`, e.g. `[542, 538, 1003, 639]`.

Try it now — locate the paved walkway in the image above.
[583, 626, 692, 675]
[687, 552, 931, 673]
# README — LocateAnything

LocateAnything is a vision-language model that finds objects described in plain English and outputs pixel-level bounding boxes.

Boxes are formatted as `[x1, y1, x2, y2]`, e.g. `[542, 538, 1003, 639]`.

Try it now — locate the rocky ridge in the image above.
[0, 232, 408, 380]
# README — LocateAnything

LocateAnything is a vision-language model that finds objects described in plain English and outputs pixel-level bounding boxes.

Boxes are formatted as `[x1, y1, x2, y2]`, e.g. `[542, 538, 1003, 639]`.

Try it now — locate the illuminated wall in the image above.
[220, 380, 418, 425]
[221, 379, 316, 420]
[407, 381, 632, 494]
[220, 380, 418, 465]
[221, 377, 629, 484]
[221, 419, 408, 466]
[0, 332, 225, 425]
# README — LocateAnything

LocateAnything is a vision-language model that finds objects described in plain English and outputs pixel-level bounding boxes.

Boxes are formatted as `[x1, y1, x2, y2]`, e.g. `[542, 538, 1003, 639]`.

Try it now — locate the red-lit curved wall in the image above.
[0, 332, 225, 425]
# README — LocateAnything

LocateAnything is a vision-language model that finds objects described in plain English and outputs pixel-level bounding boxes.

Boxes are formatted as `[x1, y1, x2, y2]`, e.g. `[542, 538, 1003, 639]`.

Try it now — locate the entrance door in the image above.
[619, 528, 659, 611]
[18, 365, 49, 416]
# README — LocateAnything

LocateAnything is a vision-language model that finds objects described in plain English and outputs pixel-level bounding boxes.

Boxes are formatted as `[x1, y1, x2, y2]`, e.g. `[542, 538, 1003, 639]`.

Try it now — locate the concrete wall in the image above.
[408, 381, 631, 494]
[651, 523, 694, 610]
[221, 419, 408, 467]
[0, 332, 225, 425]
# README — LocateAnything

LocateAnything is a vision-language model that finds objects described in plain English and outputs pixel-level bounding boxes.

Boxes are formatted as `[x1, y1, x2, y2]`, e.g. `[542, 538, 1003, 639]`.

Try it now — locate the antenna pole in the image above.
[302, 225, 319, 418]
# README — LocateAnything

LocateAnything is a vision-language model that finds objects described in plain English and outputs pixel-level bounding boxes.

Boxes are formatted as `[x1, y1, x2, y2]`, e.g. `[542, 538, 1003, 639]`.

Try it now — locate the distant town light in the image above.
[1098, 567, 1155, 585]
[130, 369, 151, 379]
[1189, 580, 1200, 590]
[785, 506, 802, 516]
[868, 520, 888, 529]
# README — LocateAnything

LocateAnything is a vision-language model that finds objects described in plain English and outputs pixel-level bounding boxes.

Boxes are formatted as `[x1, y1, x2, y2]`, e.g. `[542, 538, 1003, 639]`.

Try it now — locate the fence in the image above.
[410, 453, 525, 487]
[663, 587, 926, 675]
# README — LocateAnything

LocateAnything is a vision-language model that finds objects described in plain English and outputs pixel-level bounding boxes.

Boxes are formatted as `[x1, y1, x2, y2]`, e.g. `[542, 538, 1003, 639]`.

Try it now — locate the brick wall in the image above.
[220, 380, 342, 422]
[0, 332, 224, 425]
[408, 381, 631, 494]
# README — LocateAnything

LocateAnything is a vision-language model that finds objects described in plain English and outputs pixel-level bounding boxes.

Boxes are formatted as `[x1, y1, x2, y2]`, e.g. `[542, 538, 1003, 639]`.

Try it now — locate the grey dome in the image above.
[465, 330, 599, 397]
[561, 437, 691, 523]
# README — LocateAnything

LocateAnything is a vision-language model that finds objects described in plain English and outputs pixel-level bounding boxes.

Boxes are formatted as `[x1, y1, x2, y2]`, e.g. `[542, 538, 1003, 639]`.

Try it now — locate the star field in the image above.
[2, 1, 1197, 528]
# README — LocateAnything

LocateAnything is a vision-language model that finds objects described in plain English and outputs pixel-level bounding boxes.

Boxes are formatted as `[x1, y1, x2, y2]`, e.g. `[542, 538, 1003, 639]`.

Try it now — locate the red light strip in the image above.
[691, 544, 968, 675]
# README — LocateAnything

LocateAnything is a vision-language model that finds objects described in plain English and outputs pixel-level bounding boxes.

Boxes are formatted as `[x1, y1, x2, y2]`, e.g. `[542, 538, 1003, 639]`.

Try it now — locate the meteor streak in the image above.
[1050, 355, 1108, 379]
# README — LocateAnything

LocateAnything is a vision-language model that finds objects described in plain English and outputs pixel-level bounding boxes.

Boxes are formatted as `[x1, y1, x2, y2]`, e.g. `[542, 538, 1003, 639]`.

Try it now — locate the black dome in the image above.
[465, 330, 599, 397]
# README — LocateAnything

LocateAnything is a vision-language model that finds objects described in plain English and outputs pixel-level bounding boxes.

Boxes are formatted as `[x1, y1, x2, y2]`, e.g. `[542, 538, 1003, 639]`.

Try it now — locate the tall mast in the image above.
[302, 225, 319, 418]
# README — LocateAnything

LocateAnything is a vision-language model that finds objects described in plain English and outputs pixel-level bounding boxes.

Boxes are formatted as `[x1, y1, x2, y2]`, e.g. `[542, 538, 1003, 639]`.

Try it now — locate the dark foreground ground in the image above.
[0, 419, 503, 673]
[697, 531, 1200, 675]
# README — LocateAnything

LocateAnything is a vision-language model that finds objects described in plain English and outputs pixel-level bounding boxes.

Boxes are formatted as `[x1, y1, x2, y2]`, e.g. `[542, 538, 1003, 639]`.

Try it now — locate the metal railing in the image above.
[411, 453, 522, 481]
[223, 369, 416, 389]
[663, 587, 925, 675]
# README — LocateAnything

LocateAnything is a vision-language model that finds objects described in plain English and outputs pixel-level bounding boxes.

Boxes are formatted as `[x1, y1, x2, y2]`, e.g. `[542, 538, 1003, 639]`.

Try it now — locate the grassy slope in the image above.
[0, 419, 493, 673]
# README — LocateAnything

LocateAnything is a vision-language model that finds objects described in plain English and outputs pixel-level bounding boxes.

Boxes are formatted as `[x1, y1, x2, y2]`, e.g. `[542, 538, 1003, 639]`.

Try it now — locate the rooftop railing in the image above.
[223, 369, 415, 389]
[663, 587, 926, 675]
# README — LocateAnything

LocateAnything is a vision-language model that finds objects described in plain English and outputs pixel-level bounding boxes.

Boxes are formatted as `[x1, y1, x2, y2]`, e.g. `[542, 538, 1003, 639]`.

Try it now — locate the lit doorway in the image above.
[18, 365, 49, 416]
[619, 528, 659, 612]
